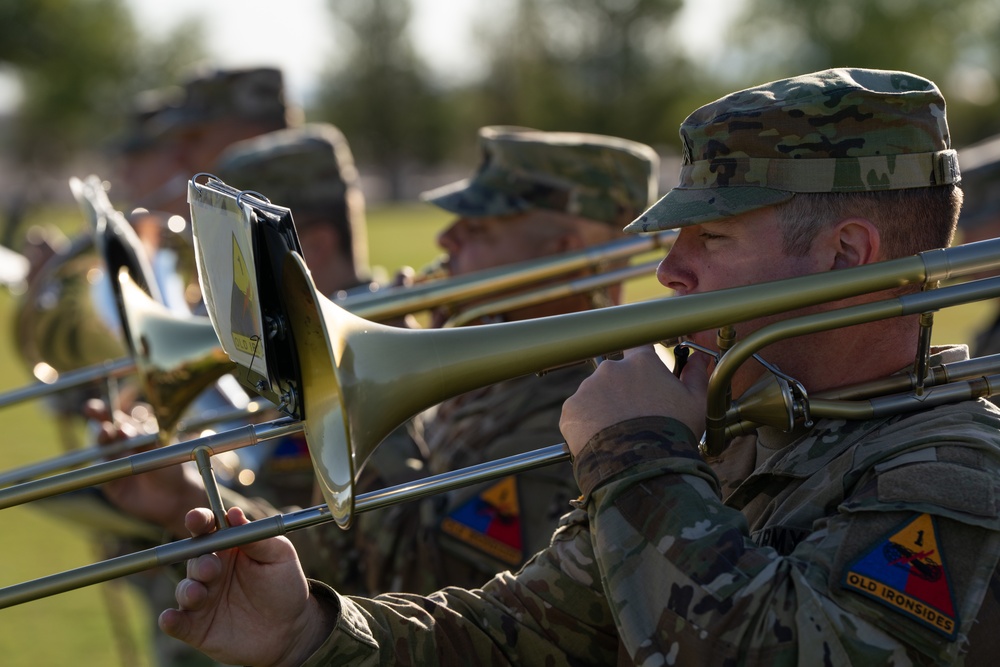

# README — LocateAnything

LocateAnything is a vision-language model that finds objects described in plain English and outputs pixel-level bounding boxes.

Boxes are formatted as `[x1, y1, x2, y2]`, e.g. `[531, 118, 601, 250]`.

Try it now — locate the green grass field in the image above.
[0, 201, 994, 666]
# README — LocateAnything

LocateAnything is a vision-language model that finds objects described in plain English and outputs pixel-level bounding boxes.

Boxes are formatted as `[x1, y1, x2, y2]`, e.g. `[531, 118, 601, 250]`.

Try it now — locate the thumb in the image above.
[679, 350, 712, 398]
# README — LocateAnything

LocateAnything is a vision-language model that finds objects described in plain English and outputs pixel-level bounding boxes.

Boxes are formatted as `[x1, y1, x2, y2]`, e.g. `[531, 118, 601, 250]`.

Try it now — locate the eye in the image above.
[463, 220, 488, 235]
[698, 230, 724, 241]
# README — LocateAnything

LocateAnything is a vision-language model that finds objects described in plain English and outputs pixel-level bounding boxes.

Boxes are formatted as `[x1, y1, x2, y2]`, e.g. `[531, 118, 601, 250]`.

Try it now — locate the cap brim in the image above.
[624, 186, 794, 233]
[420, 178, 533, 218]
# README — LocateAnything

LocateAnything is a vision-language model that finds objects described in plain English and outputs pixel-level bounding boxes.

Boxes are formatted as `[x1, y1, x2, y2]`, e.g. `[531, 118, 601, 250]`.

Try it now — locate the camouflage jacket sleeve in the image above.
[572, 414, 1000, 665]
[300, 508, 621, 666]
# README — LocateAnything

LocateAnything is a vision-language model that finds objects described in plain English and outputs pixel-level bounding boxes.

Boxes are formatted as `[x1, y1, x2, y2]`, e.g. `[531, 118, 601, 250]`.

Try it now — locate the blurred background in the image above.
[3, 0, 1000, 212]
[1, 0, 1000, 664]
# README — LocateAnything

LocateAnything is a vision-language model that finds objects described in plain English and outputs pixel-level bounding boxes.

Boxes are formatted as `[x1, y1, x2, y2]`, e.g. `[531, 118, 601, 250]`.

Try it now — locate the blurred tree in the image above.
[728, 0, 1000, 147]
[313, 0, 450, 200]
[467, 0, 701, 152]
[0, 0, 135, 169]
[0, 0, 205, 243]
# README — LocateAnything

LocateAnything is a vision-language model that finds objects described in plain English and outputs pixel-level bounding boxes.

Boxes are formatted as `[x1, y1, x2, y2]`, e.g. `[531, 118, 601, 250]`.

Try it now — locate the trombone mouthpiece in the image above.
[412, 255, 449, 283]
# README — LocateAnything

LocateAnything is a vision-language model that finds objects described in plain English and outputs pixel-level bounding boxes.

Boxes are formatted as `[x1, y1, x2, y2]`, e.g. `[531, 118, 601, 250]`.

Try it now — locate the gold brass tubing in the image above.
[343, 231, 677, 322]
[285, 239, 1000, 526]
[807, 374, 999, 421]
[0, 357, 136, 409]
[0, 403, 264, 488]
[441, 259, 661, 327]
[724, 355, 1000, 439]
[0, 418, 303, 510]
[0, 444, 568, 609]
[194, 446, 229, 529]
[5, 238, 1000, 602]
[706, 274, 1000, 454]
[914, 311, 935, 395]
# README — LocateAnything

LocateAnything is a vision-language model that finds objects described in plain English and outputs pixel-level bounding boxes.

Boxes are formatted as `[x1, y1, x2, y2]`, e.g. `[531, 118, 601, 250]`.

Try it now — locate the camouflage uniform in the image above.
[345, 366, 592, 595]
[294, 70, 1000, 664]
[302, 347, 1000, 666]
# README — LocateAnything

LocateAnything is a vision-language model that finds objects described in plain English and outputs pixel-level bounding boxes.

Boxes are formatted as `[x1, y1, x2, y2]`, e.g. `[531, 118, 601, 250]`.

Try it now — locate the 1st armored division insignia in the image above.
[440, 476, 523, 566]
[842, 513, 958, 639]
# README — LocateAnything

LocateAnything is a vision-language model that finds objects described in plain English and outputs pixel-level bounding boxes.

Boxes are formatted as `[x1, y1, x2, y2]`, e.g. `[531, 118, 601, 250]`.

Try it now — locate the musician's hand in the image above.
[560, 346, 711, 457]
[159, 507, 335, 667]
[83, 398, 206, 538]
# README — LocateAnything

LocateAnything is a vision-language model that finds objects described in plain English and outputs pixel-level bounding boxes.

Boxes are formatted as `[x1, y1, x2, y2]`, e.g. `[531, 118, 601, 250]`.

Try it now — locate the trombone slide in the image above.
[0, 444, 569, 609]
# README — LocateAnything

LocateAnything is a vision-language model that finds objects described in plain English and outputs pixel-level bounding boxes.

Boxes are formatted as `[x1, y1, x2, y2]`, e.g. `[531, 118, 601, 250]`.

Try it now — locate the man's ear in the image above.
[829, 218, 881, 269]
[553, 232, 585, 254]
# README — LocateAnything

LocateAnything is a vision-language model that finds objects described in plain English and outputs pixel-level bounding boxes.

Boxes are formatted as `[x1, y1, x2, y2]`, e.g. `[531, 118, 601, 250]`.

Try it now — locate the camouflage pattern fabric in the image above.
[628, 68, 960, 232]
[145, 66, 290, 139]
[214, 124, 360, 219]
[298, 346, 1000, 665]
[351, 365, 588, 595]
[213, 124, 370, 279]
[421, 126, 659, 228]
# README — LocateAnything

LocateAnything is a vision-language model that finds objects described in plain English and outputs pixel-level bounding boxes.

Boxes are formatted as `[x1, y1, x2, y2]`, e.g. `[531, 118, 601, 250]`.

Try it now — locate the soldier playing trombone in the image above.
[161, 68, 1000, 666]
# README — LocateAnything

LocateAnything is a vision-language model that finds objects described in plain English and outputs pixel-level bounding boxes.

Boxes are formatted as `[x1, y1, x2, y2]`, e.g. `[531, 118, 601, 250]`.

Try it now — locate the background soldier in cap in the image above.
[88, 122, 368, 667]
[159, 68, 1000, 666]
[110, 66, 296, 312]
[95, 122, 375, 534]
[337, 126, 660, 596]
[115, 65, 295, 220]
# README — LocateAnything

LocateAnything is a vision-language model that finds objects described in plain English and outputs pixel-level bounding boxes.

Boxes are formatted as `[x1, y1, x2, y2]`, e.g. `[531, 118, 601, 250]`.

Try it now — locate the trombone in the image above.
[2, 236, 1000, 607]
[0, 183, 667, 484]
[0, 227, 671, 409]
[340, 230, 675, 321]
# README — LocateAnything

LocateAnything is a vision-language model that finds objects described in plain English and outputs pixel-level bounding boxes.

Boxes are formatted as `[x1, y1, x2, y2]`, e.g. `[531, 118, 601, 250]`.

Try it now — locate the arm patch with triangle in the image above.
[440, 476, 524, 566]
[841, 513, 959, 639]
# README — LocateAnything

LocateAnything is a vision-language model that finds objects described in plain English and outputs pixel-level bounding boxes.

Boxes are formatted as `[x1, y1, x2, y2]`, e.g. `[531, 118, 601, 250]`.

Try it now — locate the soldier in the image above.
[115, 65, 296, 220]
[161, 68, 1000, 666]
[112, 66, 296, 311]
[342, 126, 660, 595]
[90, 122, 369, 667]
[96, 123, 375, 534]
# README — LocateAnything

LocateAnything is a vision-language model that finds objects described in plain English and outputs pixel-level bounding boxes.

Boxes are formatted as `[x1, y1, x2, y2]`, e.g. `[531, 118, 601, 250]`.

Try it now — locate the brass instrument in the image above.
[3, 236, 1000, 607]
[0, 213, 666, 493]
[3, 176, 246, 430]
[0, 226, 670, 409]
[340, 230, 675, 321]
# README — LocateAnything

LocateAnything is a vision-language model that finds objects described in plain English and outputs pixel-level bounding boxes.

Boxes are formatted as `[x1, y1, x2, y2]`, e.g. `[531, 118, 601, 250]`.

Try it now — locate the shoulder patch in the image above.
[842, 513, 959, 639]
[440, 476, 523, 566]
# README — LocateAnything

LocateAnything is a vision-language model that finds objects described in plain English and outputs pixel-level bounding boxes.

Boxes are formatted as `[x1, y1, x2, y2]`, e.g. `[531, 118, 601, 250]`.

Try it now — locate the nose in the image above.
[436, 219, 463, 254]
[656, 227, 697, 294]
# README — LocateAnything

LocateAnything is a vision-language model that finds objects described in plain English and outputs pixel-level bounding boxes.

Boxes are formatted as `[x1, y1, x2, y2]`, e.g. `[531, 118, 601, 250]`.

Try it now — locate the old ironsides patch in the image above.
[842, 513, 958, 639]
[440, 475, 523, 566]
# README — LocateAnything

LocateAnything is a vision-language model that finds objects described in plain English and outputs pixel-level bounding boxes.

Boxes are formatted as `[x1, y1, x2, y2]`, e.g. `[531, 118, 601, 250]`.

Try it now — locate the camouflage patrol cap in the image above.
[146, 66, 290, 137]
[627, 68, 960, 233]
[113, 86, 184, 154]
[213, 123, 368, 268]
[421, 126, 659, 226]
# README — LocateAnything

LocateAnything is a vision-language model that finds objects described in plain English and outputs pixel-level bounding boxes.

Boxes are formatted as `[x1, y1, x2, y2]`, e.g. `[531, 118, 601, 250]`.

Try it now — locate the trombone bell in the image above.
[117, 270, 235, 436]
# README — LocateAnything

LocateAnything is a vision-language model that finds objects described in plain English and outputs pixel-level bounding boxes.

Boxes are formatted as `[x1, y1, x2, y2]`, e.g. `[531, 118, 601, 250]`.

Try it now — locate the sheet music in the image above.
[188, 179, 270, 382]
